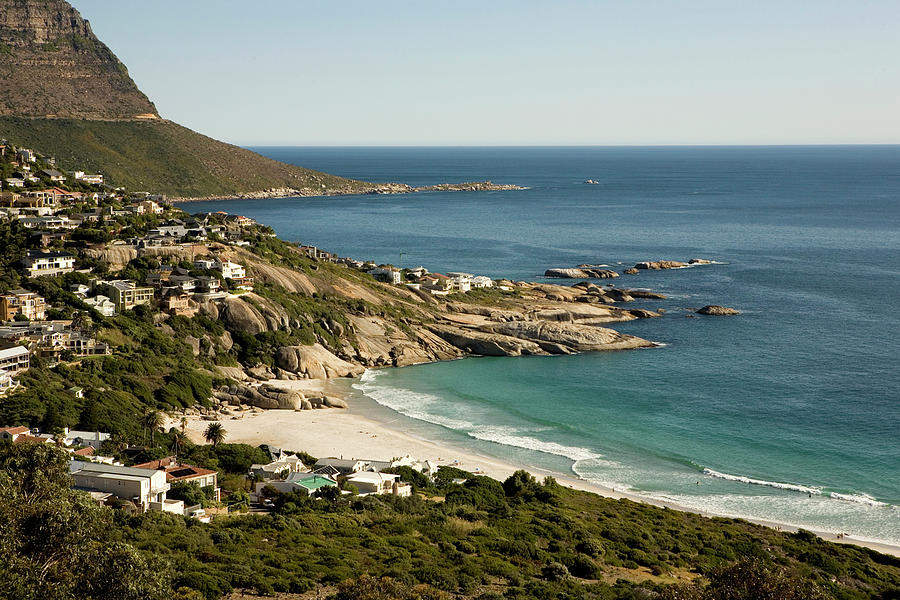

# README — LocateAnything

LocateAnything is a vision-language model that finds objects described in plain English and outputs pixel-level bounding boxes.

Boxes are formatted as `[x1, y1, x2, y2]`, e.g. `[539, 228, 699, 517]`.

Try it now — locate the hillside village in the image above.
[0, 138, 511, 518]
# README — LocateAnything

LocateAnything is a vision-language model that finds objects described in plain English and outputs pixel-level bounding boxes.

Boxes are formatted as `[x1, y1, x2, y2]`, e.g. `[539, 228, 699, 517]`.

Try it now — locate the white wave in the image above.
[829, 492, 889, 507]
[571, 458, 634, 491]
[703, 468, 823, 496]
[356, 379, 475, 431]
[467, 425, 601, 462]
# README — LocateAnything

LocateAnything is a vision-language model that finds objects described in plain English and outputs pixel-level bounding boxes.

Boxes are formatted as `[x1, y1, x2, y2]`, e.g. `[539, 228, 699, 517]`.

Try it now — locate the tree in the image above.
[171, 429, 188, 458]
[0, 442, 170, 599]
[143, 410, 163, 447]
[204, 422, 225, 447]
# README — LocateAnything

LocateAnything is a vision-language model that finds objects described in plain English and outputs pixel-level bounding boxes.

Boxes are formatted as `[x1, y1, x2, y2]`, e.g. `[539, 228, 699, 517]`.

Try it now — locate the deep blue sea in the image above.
[184, 146, 900, 545]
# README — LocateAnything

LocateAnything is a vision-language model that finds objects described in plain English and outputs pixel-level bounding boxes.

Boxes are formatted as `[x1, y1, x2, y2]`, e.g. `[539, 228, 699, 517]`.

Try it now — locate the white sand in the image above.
[173, 394, 900, 558]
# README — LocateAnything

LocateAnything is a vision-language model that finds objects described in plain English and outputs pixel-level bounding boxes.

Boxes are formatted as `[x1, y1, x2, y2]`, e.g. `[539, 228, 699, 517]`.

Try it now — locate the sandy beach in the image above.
[172, 379, 900, 559]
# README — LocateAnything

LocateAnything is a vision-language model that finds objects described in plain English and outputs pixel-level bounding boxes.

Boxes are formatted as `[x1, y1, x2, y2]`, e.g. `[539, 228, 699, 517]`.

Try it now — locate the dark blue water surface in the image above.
[184, 146, 900, 543]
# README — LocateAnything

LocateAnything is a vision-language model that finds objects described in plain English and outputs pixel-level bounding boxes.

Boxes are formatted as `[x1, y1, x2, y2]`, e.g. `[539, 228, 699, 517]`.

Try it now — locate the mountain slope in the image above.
[0, 0, 372, 197]
[0, 116, 373, 197]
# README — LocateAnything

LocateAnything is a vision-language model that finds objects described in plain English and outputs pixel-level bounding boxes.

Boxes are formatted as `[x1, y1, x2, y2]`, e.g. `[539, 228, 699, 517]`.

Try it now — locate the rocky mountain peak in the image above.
[0, 0, 158, 119]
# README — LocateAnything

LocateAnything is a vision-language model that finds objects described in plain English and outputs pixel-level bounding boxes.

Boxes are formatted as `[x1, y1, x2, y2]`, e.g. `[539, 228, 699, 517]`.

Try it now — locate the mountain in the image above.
[0, 0, 372, 197]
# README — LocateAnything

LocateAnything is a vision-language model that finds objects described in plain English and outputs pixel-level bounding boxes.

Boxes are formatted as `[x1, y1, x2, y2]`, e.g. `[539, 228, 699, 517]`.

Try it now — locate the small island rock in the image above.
[696, 305, 740, 316]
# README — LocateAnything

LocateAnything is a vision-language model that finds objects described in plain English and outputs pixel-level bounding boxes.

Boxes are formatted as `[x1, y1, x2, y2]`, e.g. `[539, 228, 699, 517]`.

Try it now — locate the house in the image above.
[225, 214, 255, 226]
[70, 461, 170, 513]
[313, 458, 368, 475]
[4, 178, 24, 188]
[447, 272, 473, 293]
[73, 172, 104, 185]
[193, 258, 217, 270]
[0, 425, 30, 441]
[128, 200, 163, 215]
[250, 455, 307, 480]
[0, 369, 20, 395]
[64, 429, 111, 450]
[16, 149, 36, 163]
[419, 273, 452, 294]
[133, 456, 221, 502]
[0, 345, 30, 375]
[194, 276, 221, 294]
[0, 289, 47, 321]
[407, 266, 429, 279]
[471, 275, 494, 288]
[161, 289, 195, 316]
[40, 169, 66, 183]
[149, 221, 187, 238]
[0, 321, 108, 360]
[255, 473, 336, 498]
[23, 250, 75, 277]
[84, 295, 116, 317]
[94, 280, 154, 312]
[215, 259, 246, 280]
[368, 266, 402, 284]
[345, 471, 412, 497]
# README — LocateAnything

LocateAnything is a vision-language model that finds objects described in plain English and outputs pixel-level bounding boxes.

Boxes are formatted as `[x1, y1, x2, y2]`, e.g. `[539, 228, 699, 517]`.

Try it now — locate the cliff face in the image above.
[0, 0, 158, 119]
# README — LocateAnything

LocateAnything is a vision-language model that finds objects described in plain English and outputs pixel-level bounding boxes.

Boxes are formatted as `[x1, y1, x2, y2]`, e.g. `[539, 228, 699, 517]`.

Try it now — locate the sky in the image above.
[72, 0, 900, 146]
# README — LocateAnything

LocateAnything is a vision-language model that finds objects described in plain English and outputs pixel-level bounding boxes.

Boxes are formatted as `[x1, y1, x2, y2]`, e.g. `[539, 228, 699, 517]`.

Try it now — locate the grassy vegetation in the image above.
[0, 117, 374, 197]
[111, 466, 900, 599]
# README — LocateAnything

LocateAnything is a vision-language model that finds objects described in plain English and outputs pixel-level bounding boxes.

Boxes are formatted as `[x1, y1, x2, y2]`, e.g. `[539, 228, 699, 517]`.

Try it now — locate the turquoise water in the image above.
[184, 146, 900, 544]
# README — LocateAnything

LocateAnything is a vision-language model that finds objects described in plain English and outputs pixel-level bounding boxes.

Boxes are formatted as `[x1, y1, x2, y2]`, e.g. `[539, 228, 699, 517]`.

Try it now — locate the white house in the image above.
[64, 428, 111, 450]
[70, 461, 170, 512]
[368, 267, 402, 285]
[0, 345, 30, 375]
[84, 295, 116, 317]
[471, 276, 494, 289]
[345, 471, 412, 497]
[447, 272, 474, 293]
[215, 259, 246, 280]
[23, 251, 75, 277]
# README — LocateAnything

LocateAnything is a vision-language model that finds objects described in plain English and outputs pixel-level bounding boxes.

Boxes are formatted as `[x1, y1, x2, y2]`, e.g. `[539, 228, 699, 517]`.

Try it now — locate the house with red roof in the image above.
[133, 456, 220, 501]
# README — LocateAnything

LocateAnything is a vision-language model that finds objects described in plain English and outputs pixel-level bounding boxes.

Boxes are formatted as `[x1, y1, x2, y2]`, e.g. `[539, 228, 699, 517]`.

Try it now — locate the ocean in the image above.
[183, 146, 900, 545]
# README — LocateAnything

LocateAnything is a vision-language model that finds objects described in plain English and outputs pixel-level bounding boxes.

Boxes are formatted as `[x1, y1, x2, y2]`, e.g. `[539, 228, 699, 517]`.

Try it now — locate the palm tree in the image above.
[171, 429, 188, 458]
[180, 416, 188, 433]
[204, 422, 226, 447]
[143, 410, 163, 447]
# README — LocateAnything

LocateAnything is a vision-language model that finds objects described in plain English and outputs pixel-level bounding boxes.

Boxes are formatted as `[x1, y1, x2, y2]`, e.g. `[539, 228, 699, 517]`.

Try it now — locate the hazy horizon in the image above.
[73, 1, 900, 147]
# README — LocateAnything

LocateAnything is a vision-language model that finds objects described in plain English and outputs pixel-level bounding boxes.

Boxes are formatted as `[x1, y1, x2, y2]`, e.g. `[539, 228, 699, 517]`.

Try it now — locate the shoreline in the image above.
[169, 181, 526, 203]
[173, 379, 900, 559]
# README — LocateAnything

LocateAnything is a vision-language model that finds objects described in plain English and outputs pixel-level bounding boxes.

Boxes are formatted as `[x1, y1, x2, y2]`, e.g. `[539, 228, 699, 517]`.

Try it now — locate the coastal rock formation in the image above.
[624, 268, 639, 275]
[214, 384, 304, 410]
[689, 258, 713, 264]
[696, 305, 740, 316]
[624, 289, 667, 299]
[275, 344, 366, 379]
[545, 268, 620, 279]
[481, 322, 654, 352]
[413, 181, 525, 192]
[635, 260, 687, 270]
[428, 324, 547, 357]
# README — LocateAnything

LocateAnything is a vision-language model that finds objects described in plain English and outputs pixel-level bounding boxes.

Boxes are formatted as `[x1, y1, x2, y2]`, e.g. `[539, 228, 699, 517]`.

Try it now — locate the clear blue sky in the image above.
[73, 0, 900, 146]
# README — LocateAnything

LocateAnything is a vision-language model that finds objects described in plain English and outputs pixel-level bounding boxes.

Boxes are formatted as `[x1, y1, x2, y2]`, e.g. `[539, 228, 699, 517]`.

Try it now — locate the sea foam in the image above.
[703, 468, 823, 495]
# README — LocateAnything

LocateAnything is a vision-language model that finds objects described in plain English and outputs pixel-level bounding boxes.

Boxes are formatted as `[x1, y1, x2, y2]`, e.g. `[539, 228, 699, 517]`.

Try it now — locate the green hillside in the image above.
[0, 116, 373, 198]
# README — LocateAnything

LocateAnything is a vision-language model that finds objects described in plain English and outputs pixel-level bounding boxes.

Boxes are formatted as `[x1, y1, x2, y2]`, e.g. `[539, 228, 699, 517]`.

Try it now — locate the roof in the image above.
[294, 475, 336, 491]
[132, 457, 217, 482]
[315, 458, 364, 469]
[0, 346, 29, 360]
[73, 446, 95, 456]
[347, 471, 399, 485]
[0, 425, 30, 435]
[27, 250, 74, 259]
[70, 460, 165, 481]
